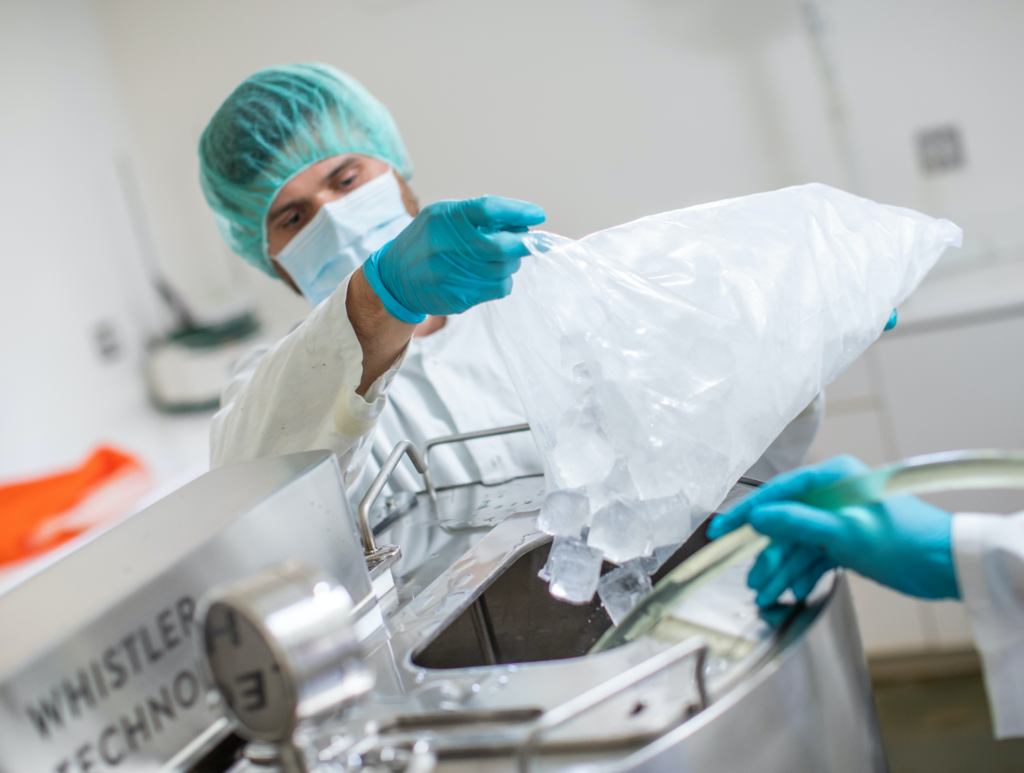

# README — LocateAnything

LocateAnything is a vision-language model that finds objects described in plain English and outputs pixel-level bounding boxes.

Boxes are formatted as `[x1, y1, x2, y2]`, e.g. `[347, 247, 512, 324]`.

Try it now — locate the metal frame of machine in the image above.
[0, 428, 886, 773]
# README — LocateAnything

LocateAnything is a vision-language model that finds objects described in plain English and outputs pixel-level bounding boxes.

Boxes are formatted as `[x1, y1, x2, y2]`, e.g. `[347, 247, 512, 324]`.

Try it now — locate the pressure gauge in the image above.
[198, 560, 374, 742]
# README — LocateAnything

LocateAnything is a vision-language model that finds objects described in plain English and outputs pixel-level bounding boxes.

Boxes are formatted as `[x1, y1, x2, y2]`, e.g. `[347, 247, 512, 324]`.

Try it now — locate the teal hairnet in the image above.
[199, 63, 413, 276]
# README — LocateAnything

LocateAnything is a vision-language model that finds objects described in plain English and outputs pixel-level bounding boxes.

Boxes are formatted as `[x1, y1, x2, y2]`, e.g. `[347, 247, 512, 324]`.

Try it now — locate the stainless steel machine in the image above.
[0, 429, 886, 773]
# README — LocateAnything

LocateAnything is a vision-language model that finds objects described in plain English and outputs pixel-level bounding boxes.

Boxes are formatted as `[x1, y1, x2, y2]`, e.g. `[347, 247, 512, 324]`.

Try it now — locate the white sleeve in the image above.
[209, 272, 405, 489]
[952, 511, 1024, 738]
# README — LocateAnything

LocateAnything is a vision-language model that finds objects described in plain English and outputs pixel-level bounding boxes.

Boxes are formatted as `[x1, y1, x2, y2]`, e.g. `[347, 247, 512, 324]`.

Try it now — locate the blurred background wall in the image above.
[2, 0, 1023, 655]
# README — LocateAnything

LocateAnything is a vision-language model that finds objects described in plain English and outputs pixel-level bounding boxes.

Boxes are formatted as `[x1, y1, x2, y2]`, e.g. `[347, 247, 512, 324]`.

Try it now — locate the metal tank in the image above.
[0, 427, 886, 773]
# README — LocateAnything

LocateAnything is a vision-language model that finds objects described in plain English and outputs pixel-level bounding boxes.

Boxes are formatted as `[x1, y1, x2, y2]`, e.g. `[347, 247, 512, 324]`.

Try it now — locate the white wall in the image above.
[0, 0, 143, 476]
[827, 0, 1024, 262]
[0, 0, 210, 483]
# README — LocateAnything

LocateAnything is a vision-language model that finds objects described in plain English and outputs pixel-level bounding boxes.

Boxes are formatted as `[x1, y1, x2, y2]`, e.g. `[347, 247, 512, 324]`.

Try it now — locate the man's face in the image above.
[266, 153, 419, 289]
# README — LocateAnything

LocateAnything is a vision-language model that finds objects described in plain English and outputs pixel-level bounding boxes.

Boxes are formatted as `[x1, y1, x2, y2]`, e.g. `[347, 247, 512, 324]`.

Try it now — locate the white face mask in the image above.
[275, 170, 413, 307]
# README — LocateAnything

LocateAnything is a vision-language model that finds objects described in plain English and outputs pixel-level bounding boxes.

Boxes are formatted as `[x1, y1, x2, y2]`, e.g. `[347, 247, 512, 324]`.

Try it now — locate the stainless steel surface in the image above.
[240, 740, 306, 773]
[610, 576, 884, 773]
[420, 424, 532, 517]
[4, 444, 883, 773]
[517, 637, 709, 773]
[366, 545, 403, 580]
[198, 561, 373, 743]
[358, 440, 428, 555]
[294, 475, 883, 773]
[432, 476, 547, 532]
[468, 600, 499, 667]
[0, 451, 376, 773]
[370, 492, 418, 537]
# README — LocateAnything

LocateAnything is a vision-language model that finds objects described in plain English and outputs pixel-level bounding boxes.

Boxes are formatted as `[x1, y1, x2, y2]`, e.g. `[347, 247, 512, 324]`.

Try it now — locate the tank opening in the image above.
[412, 520, 712, 669]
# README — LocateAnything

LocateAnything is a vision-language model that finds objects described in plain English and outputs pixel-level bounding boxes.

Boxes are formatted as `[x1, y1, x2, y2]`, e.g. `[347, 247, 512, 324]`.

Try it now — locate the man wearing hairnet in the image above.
[200, 63, 823, 568]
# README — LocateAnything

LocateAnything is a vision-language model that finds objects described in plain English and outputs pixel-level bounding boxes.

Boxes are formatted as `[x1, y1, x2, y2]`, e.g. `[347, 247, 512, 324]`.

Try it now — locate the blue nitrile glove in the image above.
[360, 196, 546, 322]
[707, 455, 958, 607]
[884, 309, 898, 331]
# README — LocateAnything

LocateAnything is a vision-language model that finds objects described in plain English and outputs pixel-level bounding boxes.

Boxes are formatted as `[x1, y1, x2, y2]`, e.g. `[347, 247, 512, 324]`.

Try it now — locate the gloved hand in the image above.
[707, 455, 958, 607]
[884, 309, 898, 331]
[361, 196, 546, 322]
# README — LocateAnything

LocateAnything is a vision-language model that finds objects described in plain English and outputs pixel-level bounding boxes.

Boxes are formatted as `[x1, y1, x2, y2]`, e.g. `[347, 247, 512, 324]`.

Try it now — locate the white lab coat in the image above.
[211, 270, 822, 564]
[210, 272, 542, 499]
[953, 512, 1024, 738]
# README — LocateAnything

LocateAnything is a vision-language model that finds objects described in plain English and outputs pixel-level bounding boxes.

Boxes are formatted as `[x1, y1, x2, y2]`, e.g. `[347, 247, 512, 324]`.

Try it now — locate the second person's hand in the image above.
[361, 195, 546, 322]
[708, 455, 958, 607]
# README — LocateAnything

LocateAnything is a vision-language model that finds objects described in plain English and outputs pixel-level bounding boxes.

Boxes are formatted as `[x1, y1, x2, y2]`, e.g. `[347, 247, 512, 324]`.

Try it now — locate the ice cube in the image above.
[560, 333, 588, 369]
[652, 543, 683, 572]
[634, 554, 661, 575]
[542, 537, 604, 604]
[549, 403, 616, 488]
[588, 378, 640, 450]
[690, 506, 714, 535]
[585, 458, 639, 515]
[587, 500, 653, 564]
[538, 489, 590, 538]
[626, 491, 691, 547]
[598, 562, 653, 625]
[571, 361, 592, 386]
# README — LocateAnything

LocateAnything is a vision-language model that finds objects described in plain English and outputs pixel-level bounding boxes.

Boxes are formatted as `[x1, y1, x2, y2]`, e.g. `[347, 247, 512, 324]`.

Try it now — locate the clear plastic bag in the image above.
[487, 183, 961, 602]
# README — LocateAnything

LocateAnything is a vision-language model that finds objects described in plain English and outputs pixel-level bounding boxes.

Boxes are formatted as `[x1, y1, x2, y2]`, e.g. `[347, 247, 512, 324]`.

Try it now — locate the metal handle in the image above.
[357, 440, 427, 555]
[357, 424, 532, 555]
[517, 636, 709, 773]
[421, 423, 532, 514]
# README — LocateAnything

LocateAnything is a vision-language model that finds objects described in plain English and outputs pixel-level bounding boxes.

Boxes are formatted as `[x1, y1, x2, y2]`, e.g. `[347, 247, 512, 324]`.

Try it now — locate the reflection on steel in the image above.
[366, 544, 403, 579]
[421, 423, 532, 516]
[429, 475, 547, 532]
[357, 440, 428, 554]
[240, 740, 307, 773]
[517, 637, 709, 773]
[197, 560, 373, 743]
[468, 597, 499, 666]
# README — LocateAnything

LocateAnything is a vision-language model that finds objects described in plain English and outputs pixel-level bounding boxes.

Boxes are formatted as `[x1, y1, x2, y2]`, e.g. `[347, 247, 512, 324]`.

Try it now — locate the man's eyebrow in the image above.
[325, 156, 358, 182]
[267, 158, 359, 221]
[267, 196, 302, 221]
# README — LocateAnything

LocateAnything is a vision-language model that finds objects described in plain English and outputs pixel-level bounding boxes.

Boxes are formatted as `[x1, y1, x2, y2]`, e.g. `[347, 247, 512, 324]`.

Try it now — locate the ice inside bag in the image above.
[487, 183, 962, 605]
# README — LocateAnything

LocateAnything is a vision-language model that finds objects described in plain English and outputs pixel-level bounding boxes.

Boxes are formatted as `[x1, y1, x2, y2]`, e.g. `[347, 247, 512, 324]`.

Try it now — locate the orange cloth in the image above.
[0, 447, 146, 566]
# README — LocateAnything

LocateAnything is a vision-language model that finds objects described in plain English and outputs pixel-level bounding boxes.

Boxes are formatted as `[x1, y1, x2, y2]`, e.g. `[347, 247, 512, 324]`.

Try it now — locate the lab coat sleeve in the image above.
[209, 272, 405, 489]
[953, 511, 1024, 738]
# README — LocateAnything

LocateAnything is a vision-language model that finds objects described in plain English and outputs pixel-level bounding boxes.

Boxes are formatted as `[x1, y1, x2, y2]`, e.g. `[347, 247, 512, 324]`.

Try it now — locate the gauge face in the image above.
[204, 601, 294, 740]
